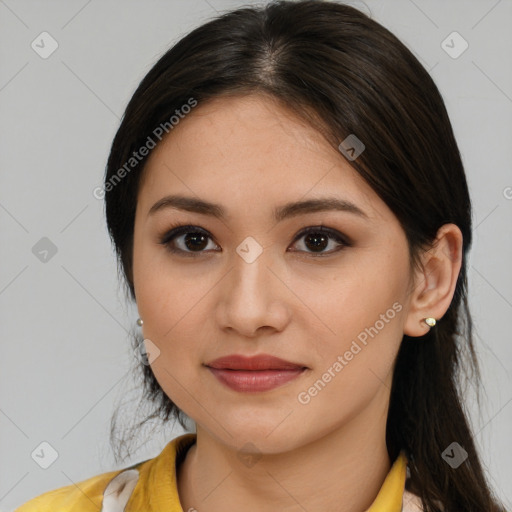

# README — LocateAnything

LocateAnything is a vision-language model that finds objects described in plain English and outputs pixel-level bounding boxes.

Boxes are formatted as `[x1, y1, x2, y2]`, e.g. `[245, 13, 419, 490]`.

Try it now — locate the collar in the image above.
[110, 433, 409, 511]
[366, 449, 408, 511]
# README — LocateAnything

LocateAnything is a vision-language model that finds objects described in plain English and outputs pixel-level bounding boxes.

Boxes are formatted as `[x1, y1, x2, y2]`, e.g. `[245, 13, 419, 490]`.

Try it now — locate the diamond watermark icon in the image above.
[32, 237, 58, 263]
[31, 32, 59, 59]
[134, 338, 160, 365]
[338, 134, 365, 161]
[237, 442, 262, 468]
[441, 31, 468, 59]
[236, 236, 263, 264]
[441, 442, 468, 468]
[31, 441, 59, 469]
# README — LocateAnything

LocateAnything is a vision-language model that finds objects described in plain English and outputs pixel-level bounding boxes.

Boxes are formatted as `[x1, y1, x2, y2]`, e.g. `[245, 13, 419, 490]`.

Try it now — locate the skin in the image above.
[132, 93, 463, 512]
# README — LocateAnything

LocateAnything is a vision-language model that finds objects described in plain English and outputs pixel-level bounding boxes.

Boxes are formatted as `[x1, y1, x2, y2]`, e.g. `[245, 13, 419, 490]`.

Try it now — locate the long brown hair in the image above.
[103, 1, 505, 510]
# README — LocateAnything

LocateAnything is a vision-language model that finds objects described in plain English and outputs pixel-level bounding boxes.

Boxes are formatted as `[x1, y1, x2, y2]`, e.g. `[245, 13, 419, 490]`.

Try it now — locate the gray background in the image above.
[1, 0, 511, 510]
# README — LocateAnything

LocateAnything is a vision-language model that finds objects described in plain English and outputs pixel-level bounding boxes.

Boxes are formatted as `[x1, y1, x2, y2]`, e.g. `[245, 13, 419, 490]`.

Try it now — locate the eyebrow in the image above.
[148, 194, 369, 222]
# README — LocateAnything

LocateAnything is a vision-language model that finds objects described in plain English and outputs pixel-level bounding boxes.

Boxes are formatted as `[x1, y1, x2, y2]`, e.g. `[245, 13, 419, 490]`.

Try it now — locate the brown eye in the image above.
[289, 226, 350, 256]
[160, 225, 219, 256]
[159, 224, 350, 257]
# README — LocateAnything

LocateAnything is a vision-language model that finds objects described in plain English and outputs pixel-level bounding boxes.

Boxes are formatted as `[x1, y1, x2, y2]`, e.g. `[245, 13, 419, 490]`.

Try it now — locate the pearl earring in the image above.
[136, 318, 143, 326]
[424, 317, 436, 327]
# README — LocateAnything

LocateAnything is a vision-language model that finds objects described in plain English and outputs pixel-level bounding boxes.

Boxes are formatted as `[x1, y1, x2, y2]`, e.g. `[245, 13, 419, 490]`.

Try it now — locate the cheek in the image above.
[133, 237, 209, 335]
[136, 271, 220, 345]
[296, 250, 405, 339]
[294, 285, 404, 431]
[298, 248, 407, 389]
[132, 250, 216, 395]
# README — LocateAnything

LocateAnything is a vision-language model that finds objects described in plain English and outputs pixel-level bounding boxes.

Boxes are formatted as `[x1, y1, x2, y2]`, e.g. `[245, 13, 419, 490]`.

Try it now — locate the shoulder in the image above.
[14, 433, 196, 512]
[13, 467, 133, 512]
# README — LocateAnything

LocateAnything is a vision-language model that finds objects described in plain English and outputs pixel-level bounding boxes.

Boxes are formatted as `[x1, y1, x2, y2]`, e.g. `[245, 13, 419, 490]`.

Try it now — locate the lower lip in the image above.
[207, 367, 306, 392]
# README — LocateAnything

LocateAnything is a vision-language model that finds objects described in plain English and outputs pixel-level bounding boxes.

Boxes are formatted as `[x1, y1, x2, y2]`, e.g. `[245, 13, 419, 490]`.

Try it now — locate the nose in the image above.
[216, 245, 291, 338]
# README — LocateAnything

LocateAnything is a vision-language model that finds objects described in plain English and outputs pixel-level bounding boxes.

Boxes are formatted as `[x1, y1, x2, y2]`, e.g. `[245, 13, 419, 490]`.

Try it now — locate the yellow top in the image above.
[14, 433, 413, 512]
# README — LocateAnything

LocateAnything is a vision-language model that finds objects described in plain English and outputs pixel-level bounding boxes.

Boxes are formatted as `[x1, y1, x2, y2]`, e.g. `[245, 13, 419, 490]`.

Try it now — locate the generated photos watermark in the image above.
[297, 301, 403, 405]
[93, 97, 198, 200]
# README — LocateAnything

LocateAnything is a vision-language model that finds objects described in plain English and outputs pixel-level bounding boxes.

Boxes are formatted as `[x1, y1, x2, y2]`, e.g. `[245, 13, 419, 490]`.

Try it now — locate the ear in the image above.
[403, 223, 463, 337]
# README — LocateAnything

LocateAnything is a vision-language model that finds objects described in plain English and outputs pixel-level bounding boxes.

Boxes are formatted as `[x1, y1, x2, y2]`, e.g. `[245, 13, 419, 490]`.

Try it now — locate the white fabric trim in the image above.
[101, 469, 139, 512]
[402, 489, 424, 511]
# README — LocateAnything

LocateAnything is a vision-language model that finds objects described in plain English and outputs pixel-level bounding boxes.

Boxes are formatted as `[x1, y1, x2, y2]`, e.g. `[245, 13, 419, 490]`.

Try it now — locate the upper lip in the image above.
[205, 354, 307, 371]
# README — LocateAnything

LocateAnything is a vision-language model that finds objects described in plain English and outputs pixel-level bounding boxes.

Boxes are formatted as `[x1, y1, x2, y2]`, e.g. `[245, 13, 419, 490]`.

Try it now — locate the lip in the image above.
[205, 354, 308, 393]
[205, 354, 306, 371]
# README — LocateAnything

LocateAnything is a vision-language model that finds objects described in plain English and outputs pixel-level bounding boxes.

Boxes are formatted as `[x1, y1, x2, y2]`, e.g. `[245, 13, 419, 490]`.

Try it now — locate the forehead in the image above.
[137, 94, 388, 223]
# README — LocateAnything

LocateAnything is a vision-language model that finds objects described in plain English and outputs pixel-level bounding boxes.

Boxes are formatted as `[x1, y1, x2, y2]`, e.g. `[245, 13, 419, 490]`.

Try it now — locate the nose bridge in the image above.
[231, 236, 273, 302]
[219, 236, 289, 335]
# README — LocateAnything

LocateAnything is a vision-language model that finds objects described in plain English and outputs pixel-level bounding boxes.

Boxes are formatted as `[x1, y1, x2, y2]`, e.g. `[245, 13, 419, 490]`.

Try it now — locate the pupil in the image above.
[185, 233, 208, 251]
[305, 233, 328, 252]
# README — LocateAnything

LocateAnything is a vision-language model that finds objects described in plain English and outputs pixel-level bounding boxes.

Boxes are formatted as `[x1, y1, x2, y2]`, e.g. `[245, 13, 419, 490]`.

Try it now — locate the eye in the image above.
[289, 226, 350, 256]
[159, 224, 220, 257]
[158, 224, 350, 257]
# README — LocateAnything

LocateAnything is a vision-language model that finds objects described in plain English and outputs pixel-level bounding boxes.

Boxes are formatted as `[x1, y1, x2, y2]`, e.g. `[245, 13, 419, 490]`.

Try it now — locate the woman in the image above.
[15, 1, 506, 511]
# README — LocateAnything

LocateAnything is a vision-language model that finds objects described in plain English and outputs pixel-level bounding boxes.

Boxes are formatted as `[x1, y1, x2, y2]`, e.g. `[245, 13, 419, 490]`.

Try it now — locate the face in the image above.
[132, 93, 414, 454]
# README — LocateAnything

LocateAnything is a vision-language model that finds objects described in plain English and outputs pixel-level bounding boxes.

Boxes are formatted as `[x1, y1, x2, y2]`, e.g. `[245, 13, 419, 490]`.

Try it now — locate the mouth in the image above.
[205, 354, 307, 371]
[204, 354, 308, 392]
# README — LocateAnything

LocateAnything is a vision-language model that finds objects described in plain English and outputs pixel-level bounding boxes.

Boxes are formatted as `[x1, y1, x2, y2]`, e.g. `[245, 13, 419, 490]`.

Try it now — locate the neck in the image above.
[177, 391, 392, 512]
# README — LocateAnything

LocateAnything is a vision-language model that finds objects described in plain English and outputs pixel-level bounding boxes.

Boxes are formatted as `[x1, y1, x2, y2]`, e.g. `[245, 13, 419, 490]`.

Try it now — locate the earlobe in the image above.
[403, 223, 463, 338]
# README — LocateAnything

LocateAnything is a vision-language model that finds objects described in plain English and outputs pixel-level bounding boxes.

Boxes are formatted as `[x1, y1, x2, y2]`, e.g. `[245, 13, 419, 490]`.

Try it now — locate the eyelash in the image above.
[158, 222, 351, 258]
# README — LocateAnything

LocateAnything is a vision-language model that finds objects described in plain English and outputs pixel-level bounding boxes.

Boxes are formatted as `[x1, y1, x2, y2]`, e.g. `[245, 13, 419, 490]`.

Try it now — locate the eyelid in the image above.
[158, 223, 351, 256]
[292, 225, 352, 247]
[159, 223, 220, 257]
